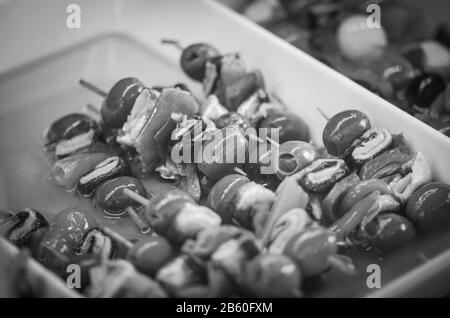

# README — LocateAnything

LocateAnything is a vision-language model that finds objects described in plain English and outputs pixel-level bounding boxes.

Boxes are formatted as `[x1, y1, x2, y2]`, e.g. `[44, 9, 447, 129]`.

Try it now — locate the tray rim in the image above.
[0, 0, 449, 298]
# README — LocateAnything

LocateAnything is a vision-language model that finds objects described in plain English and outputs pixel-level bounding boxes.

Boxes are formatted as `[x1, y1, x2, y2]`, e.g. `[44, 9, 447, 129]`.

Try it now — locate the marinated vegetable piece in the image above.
[350, 128, 393, 165]
[49, 152, 110, 190]
[322, 172, 360, 226]
[54, 129, 97, 158]
[299, 158, 349, 193]
[94, 176, 148, 216]
[135, 88, 199, 167]
[0, 209, 49, 248]
[77, 156, 129, 197]
[359, 148, 412, 181]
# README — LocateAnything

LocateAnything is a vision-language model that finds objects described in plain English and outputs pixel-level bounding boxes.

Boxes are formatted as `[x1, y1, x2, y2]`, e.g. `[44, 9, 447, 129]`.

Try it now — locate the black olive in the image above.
[101, 77, 144, 129]
[365, 213, 416, 254]
[77, 156, 129, 198]
[405, 73, 446, 109]
[94, 176, 148, 216]
[258, 109, 310, 144]
[406, 182, 450, 233]
[180, 43, 220, 81]
[45, 113, 98, 146]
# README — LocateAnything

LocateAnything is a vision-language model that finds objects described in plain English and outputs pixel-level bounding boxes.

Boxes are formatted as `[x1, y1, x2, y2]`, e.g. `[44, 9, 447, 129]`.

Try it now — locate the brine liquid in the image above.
[0, 86, 171, 241]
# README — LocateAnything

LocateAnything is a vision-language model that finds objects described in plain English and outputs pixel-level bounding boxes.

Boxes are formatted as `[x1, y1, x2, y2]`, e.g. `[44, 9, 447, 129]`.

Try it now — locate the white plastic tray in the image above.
[0, 0, 449, 298]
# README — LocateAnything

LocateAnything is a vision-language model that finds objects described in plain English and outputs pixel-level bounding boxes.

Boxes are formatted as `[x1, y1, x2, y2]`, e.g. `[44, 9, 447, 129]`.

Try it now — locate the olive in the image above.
[276, 141, 318, 179]
[94, 176, 148, 216]
[127, 236, 176, 277]
[197, 127, 248, 181]
[44, 113, 98, 146]
[0, 209, 49, 248]
[101, 77, 144, 129]
[283, 226, 337, 277]
[241, 254, 302, 298]
[338, 180, 393, 217]
[365, 213, 416, 254]
[77, 156, 129, 197]
[322, 172, 360, 226]
[322, 110, 371, 157]
[214, 112, 251, 131]
[207, 174, 250, 223]
[405, 73, 446, 109]
[258, 109, 310, 144]
[245, 141, 279, 190]
[299, 158, 349, 194]
[405, 182, 450, 233]
[51, 207, 99, 249]
[180, 43, 220, 81]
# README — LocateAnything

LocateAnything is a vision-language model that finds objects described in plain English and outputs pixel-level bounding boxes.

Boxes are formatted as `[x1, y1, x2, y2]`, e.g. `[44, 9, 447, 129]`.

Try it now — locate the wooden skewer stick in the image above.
[126, 207, 152, 234]
[79, 79, 108, 98]
[123, 188, 150, 206]
[102, 227, 134, 250]
[86, 103, 101, 115]
[317, 107, 330, 121]
[161, 39, 184, 51]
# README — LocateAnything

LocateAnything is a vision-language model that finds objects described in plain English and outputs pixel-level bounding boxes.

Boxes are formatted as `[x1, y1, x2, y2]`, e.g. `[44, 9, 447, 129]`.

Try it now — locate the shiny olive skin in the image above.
[207, 174, 250, 224]
[101, 77, 144, 129]
[405, 73, 446, 109]
[322, 110, 371, 157]
[197, 127, 248, 181]
[128, 236, 176, 277]
[45, 113, 99, 146]
[214, 112, 251, 131]
[51, 208, 99, 249]
[406, 182, 450, 233]
[365, 213, 417, 254]
[181, 43, 220, 81]
[94, 176, 148, 216]
[322, 172, 360, 226]
[258, 109, 310, 143]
